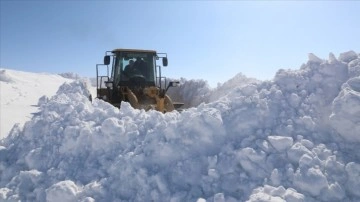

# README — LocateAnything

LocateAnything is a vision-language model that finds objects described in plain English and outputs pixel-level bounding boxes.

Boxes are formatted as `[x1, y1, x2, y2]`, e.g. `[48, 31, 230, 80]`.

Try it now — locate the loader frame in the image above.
[95, 49, 182, 112]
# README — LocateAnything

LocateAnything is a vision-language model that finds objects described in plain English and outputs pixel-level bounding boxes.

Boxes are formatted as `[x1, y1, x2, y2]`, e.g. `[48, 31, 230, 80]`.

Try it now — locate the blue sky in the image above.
[1, 1, 359, 87]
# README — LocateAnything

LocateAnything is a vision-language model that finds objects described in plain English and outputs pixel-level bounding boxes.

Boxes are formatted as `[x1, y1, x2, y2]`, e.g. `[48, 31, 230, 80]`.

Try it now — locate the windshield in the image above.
[111, 51, 156, 86]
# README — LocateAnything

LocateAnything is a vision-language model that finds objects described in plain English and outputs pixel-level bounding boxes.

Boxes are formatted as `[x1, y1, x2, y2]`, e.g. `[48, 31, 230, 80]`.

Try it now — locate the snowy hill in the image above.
[0, 51, 360, 202]
[0, 69, 75, 138]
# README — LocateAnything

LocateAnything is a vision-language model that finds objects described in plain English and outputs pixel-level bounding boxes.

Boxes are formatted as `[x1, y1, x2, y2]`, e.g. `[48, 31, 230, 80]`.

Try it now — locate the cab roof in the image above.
[111, 48, 156, 54]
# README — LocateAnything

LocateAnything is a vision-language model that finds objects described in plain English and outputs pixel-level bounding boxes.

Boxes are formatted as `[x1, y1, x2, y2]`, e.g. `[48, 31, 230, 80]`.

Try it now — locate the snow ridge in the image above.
[1, 51, 360, 202]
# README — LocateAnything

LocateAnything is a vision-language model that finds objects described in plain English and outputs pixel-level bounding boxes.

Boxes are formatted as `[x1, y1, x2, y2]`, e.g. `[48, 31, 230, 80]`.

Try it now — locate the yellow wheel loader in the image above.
[96, 49, 183, 113]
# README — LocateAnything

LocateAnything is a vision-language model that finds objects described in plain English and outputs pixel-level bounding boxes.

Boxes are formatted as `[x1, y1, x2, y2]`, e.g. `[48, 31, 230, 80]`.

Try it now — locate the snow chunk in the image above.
[213, 193, 225, 202]
[284, 188, 305, 202]
[345, 162, 360, 197]
[240, 84, 258, 96]
[330, 76, 360, 142]
[328, 52, 337, 64]
[347, 76, 360, 92]
[300, 139, 314, 149]
[46, 180, 80, 202]
[288, 93, 300, 108]
[299, 116, 315, 130]
[247, 185, 304, 202]
[81, 197, 95, 202]
[322, 182, 345, 201]
[293, 167, 328, 197]
[101, 117, 126, 135]
[287, 142, 312, 164]
[308, 53, 323, 64]
[0, 188, 12, 200]
[237, 148, 267, 178]
[37, 95, 49, 106]
[267, 136, 293, 152]
[348, 58, 360, 77]
[0, 69, 14, 83]
[339, 50, 358, 63]
[270, 169, 281, 186]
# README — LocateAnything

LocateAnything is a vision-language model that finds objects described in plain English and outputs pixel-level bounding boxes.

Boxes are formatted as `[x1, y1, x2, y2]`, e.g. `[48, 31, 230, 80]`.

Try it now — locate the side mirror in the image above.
[162, 57, 168, 67]
[104, 55, 110, 65]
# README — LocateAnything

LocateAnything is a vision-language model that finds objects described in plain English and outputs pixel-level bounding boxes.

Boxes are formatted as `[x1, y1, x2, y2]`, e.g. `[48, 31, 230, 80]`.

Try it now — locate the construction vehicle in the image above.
[95, 48, 183, 112]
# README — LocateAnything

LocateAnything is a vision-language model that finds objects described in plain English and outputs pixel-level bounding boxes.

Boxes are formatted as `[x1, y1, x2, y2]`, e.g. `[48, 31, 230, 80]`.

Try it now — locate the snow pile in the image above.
[58, 72, 82, 80]
[167, 73, 259, 108]
[167, 78, 212, 108]
[1, 51, 360, 202]
[58, 72, 95, 97]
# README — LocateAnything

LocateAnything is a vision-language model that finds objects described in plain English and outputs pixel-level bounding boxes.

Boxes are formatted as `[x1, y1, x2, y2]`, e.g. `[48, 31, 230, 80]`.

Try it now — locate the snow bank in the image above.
[166, 78, 212, 108]
[167, 73, 259, 108]
[1, 51, 360, 202]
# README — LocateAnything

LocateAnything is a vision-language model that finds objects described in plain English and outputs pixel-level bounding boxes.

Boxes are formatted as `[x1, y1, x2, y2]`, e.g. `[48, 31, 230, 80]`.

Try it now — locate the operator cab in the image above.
[111, 49, 157, 87]
[102, 49, 168, 89]
[96, 48, 182, 111]
[97, 49, 170, 103]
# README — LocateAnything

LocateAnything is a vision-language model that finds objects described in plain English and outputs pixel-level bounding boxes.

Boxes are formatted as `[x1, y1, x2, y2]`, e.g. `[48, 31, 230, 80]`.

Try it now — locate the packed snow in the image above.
[0, 51, 360, 202]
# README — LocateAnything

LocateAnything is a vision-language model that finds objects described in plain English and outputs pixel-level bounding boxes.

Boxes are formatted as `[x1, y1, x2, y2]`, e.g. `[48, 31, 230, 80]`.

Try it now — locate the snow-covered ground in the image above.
[0, 69, 75, 138]
[0, 51, 360, 202]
